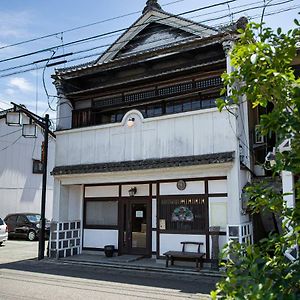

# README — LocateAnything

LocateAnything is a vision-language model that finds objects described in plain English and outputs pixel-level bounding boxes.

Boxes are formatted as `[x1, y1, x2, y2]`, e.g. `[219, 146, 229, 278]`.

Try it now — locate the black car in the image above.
[4, 213, 50, 241]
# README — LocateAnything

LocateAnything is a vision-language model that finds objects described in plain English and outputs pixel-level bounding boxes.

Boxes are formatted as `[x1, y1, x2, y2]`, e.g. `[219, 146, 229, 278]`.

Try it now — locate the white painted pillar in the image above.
[282, 171, 295, 208]
[52, 178, 61, 221]
[53, 79, 73, 131]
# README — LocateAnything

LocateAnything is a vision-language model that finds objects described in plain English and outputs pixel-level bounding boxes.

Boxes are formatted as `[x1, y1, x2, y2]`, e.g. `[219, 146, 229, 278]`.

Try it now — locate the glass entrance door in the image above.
[120, 198, 151, 256]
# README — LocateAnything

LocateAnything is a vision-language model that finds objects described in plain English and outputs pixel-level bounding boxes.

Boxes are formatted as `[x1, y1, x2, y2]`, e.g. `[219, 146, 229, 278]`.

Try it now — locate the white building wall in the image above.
[55, 109, 237, 167]
[52, 183, 83, 222]
[84, 229, 118, 248]
[282, 171, 295, 208]
[159, 234, 206, 256]
[0, 118, 55, 219]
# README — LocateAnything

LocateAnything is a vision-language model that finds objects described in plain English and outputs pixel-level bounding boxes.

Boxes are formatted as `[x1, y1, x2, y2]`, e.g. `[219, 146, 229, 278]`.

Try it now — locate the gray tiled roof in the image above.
[52, 151, 234, 176]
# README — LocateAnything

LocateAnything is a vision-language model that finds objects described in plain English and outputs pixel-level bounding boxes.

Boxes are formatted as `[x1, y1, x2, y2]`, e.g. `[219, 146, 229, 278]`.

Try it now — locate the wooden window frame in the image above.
[83, 198, 119, 230]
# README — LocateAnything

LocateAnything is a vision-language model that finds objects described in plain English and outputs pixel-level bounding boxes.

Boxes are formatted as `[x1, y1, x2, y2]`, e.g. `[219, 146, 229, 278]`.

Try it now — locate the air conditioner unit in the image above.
[255, 125, 264, 144]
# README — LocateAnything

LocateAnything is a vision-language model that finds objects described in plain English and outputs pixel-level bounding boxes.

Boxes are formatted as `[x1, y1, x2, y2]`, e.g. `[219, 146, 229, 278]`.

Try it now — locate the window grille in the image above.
[124, 90, 156, 103]
[158, 82, 193, 96]
[94, 96, 123, 108]
[159, 197, 208, 233]
[195, 77, 222, 89]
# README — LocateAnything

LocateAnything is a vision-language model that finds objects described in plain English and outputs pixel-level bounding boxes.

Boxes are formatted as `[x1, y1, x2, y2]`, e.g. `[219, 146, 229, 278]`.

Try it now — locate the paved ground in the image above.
[0, 240, 219, 299]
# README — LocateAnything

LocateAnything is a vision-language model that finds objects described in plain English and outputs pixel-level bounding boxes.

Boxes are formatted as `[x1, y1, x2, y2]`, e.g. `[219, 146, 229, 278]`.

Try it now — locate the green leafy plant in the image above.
[211, 20, 300, 299]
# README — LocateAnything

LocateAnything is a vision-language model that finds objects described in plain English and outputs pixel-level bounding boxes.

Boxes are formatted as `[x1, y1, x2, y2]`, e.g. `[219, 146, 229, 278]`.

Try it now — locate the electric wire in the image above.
[42, 50, 57, 111]
[0, 0, 237, 64]
[0, 0, 185, 52]
[0, 1, 296, 79]
[0, 128, 21, 138]
[0, 135, 22, 152]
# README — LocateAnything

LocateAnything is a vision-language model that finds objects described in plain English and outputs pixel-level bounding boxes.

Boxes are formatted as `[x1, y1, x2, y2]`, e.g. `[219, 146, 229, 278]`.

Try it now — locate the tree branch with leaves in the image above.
[212, 20, 300, 299]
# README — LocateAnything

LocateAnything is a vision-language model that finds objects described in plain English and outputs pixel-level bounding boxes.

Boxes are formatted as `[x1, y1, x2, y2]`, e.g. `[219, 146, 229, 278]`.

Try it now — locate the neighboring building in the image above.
[0, 106, 55, 219]
[50, 0, 253, 260]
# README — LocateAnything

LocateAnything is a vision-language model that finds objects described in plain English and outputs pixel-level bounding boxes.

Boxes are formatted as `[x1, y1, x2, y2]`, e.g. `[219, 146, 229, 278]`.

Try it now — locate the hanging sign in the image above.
[136, 211, 143, 218]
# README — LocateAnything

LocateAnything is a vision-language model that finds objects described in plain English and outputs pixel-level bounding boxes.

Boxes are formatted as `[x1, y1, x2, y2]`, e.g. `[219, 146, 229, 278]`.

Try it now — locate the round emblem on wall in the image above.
[177, 180, 186, 191]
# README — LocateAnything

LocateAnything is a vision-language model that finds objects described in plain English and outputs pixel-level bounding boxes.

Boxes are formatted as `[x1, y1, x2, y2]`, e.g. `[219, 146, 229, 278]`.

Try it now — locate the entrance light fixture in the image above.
[128, 187, 137, 197]
[127, 117, 135, 127]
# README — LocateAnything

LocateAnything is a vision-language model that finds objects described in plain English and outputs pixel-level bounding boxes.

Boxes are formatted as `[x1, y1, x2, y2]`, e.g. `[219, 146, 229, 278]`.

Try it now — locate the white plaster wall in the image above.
[160, 181, 204, 195]
[59, 185, 69, 220]
[0, 118, 55, 219]
[55, 109, 237, 166]
[152, 230, 156, 252]
[282, 171, 295, 208]
[152, 184, 156, 196]
[240, 169, 251, 223]
[209, 197, 228, 230]
[159, 234, 206, 256]
[208, 180, 227, 194]
[85, 186, 119, 198]
[152, 199, 156, 228]
[83, 229, 118, 248]
[68, 185, 83, 220]
[227, 158, 243, 225]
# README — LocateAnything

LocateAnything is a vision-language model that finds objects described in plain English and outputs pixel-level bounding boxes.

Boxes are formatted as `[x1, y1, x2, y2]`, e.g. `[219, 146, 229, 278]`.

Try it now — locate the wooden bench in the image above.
[163, 242, 205, 270]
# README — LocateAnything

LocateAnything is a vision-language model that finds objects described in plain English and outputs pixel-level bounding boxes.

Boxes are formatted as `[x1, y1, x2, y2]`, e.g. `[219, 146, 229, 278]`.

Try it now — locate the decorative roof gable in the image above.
[114, 23, 195, 59]
[96, 3, 217, 64]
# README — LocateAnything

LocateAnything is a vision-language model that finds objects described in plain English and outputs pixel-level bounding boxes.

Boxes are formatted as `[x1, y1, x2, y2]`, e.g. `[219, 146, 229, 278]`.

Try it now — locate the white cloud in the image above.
[0, 11, 32, 38]
[5, 88, 15, 96]
[8, 77, 34, 93]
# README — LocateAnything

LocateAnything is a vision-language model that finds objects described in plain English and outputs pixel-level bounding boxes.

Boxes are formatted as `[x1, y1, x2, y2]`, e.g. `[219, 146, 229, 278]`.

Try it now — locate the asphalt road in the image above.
[0, 240, 218, 299]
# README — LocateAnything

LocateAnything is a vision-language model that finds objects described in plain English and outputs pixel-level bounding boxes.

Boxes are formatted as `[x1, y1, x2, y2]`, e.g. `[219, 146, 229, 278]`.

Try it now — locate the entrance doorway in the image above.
[119, 198, 151, 256]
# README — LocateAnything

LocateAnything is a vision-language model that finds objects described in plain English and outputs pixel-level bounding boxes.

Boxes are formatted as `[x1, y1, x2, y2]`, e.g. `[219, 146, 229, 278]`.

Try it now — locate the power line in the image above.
[0, 1, 295, 79]
[0, 0, 236, 64]
[0, 0, 185, 52]
[0, 135, 22, 152]
[201, 0, 293, 23]
[0, 128, 21, 138]
[0, 0, 268, 74]
[0, 2, 298, 80]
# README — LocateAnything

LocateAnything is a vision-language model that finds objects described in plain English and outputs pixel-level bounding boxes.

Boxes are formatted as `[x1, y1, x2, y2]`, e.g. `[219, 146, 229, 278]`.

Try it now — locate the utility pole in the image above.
[6, 103, 54, 260]
[38, 114, 49, 260]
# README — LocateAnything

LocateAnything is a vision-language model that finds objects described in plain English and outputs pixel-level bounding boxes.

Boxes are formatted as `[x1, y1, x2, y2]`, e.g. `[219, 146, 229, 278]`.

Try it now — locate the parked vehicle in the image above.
[0, 218, 8, 245]
[4, 213, 50, 241]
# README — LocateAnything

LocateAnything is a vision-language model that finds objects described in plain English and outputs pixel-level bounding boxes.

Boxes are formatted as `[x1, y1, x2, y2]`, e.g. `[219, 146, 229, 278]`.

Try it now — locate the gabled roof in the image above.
[55, 2, 218, 76]
[96, 5, 217, 64]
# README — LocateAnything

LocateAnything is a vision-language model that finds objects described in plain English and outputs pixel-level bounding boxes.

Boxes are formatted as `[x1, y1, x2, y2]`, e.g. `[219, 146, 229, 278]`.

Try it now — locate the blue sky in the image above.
[0, 0, 299, 122]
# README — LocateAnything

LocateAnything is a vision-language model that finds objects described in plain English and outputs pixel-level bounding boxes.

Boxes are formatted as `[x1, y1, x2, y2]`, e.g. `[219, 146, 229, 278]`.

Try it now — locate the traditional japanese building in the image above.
[50, 1, 252, 260]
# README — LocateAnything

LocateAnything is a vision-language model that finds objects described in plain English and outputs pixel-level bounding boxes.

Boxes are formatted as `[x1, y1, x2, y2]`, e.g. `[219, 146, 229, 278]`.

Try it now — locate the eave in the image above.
[52, 151, 235, 176]
[54, 31, 231, 80]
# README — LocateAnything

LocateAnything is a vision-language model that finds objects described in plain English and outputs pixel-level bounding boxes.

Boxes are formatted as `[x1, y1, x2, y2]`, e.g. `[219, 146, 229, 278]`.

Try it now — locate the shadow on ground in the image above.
[0, 258, 219, 295]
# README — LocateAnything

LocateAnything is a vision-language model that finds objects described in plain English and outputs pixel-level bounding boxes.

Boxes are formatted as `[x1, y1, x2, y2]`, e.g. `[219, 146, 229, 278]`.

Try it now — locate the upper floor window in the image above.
[72, 95, 219, 129]
[72, 76, 223, 129]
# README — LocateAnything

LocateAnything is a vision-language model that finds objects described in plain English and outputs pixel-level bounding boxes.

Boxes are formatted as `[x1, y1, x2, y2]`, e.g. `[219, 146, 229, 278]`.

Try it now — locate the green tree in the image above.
[212, 20, 300, 299]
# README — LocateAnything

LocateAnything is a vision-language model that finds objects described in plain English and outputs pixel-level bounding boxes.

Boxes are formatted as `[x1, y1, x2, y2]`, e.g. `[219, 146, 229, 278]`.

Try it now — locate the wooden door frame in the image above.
[118, 196, 152, 257]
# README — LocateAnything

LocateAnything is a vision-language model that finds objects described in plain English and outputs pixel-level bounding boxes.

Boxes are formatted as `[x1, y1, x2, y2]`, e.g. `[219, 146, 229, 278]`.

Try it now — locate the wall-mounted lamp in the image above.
[128, 187, 137, 197]
[127, 117, 135, 127]
[6, 111, 21, 126]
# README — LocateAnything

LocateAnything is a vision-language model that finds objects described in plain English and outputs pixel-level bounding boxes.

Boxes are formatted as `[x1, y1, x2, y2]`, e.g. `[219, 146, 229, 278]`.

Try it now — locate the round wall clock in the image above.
[177, 180, 186, 191]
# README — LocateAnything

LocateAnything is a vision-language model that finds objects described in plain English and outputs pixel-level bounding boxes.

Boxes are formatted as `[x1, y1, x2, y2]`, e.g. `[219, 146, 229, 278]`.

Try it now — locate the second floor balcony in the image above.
[54, 107, 237, 168]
